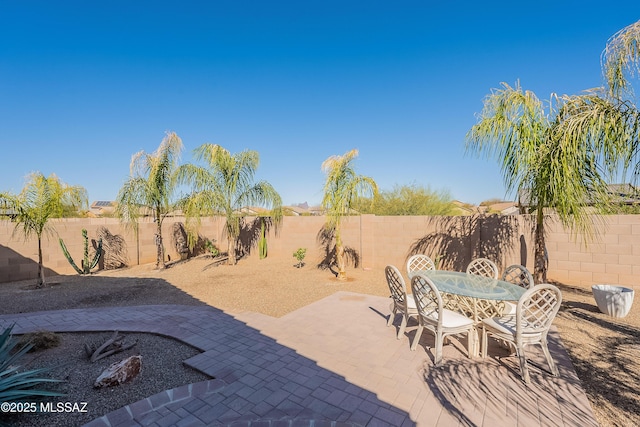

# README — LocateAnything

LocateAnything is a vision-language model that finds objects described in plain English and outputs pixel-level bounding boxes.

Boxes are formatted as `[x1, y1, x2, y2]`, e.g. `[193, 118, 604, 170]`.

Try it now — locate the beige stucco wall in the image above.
[1, 214, 638, 291]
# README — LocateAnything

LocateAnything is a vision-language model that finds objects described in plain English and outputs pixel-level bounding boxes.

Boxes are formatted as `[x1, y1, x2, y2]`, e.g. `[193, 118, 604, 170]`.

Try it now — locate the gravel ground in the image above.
[1, 255, 638, 427]
[4, 332, 208, 427]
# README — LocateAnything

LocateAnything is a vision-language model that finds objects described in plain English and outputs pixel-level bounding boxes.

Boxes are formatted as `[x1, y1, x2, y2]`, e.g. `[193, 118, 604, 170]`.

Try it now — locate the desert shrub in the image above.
[17, 331, 61, 352]
[190, 235, 220, 257]
[354, 184, 457, 216]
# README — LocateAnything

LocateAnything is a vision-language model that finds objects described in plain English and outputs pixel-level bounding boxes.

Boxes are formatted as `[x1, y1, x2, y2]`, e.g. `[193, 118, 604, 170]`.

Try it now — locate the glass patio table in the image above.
[408, 270, 527, 323]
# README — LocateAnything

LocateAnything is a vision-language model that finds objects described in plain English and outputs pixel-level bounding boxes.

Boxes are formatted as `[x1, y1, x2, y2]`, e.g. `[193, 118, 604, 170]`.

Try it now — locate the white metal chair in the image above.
[466, 258, 499, 279]
[481, 283, 563, 384]
[410, 273, 476, 365]
[502, 264, 535, 315]
[406, 254, 436, 277]
[385, 265, 418, 340]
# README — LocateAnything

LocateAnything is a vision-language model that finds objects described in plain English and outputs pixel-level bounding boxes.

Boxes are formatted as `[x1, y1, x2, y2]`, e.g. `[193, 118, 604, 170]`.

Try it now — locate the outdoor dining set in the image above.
[385, 255, 563, 384]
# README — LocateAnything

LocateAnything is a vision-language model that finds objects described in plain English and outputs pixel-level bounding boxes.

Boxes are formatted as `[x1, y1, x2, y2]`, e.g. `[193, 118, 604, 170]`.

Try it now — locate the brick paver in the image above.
[0, 292, 598, 427]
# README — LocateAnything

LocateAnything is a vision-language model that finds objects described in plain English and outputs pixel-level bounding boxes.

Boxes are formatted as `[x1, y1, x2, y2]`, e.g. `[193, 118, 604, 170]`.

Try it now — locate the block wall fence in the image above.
[1, 214, 639, 290]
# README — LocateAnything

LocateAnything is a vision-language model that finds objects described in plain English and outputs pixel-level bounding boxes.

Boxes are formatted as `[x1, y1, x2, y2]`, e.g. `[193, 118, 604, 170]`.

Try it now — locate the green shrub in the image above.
[205, 239, 219, 257]
[293, 248, 307, 268]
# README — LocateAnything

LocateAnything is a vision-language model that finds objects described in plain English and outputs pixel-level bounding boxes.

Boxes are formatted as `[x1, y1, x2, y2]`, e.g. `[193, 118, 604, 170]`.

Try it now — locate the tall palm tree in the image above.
[176, 143, 282, 265]
[0, 172, 87, 287]
[466, 82, 626, 283]
[321, 149, 377, 280]
[116, 132, 183, 269]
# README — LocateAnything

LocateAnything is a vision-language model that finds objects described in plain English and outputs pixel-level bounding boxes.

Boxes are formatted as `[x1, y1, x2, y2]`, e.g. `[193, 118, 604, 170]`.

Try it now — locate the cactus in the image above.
[258, 220, 267, 259]
[60, 229, 102, 274]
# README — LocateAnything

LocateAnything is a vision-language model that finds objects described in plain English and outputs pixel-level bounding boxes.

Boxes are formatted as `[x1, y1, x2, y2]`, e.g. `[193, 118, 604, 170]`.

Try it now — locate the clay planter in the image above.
[591, 284, 635, 318]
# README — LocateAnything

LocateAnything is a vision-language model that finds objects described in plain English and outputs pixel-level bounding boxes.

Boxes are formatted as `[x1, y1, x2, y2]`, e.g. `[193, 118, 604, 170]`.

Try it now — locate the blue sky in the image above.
[2, 1, 640, 206]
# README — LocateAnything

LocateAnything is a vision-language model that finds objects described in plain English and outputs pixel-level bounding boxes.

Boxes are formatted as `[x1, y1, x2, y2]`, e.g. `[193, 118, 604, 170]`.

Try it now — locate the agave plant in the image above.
[0, 325, 64, 402]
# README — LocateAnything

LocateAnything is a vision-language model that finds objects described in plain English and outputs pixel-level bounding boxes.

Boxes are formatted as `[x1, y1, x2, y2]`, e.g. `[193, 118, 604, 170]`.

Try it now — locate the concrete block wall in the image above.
[545, 215, 640, 289]
[1, 214, 638, 291]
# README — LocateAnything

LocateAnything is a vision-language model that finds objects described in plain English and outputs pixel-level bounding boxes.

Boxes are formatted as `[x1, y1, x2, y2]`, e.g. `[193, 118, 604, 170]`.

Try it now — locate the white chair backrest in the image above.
[385, 265, 408, 305]
[407, 254, 436, 276]
[410, 273, 443, 329]
[502, 264, 534, 289]
[516, 284, 562, 334]
[466, 258, 499, 279]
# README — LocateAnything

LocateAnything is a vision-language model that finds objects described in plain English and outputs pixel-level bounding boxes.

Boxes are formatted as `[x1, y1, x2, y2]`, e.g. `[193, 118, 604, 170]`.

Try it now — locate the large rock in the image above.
[94, 355, 142, 388]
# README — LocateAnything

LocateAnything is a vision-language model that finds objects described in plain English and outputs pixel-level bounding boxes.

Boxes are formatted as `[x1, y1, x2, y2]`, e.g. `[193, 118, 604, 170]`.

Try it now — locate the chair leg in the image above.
[397, 314, 408, 339]
[540, 339, 559, 377]
[410, 325, 423, 351]
[434, 331, 443, 366]
[387, 304, 396, 326]
[481, 326, 488, 358]
[515, 345, 530, 384]
[467, 328, 477, 358]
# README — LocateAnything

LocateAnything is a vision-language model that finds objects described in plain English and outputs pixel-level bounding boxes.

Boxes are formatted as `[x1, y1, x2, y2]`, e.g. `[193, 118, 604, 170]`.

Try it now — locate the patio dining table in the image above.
[408, 270, 527, 356]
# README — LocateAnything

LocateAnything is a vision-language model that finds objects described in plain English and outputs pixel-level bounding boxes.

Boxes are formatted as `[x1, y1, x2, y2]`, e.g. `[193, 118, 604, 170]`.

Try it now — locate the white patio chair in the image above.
[410, 273, 476, 366]
[466, 258, 499, 279]
[385, 265, 418, 340]
[481, 283, 562, 384]
[502, 264, 535, 315]
[406, 254, 436, 277]
[502, 264, 534, 289]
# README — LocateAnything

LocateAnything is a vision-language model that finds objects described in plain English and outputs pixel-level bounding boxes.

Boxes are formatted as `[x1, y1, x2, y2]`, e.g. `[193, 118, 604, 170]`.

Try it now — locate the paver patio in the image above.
[0, 291, 598, 426]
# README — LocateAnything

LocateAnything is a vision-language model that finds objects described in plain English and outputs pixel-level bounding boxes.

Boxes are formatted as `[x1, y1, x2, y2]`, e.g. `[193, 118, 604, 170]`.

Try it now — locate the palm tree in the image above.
[465, 82, 628, 283]
[176, 143, 282, 265]
[0, 172, 87, 287]
[116, 132, 183, 269]
[321, 149, 377, 280]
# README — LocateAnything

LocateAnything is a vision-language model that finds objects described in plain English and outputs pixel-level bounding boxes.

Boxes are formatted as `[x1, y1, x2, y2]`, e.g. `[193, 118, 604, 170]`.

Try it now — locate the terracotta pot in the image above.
[591, 284, 635, 318]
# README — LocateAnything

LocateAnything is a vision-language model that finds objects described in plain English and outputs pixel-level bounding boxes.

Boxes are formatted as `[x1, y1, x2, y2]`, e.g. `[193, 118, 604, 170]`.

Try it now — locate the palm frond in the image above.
[602, 20, 640, 99]
[179, 143, 282, 249]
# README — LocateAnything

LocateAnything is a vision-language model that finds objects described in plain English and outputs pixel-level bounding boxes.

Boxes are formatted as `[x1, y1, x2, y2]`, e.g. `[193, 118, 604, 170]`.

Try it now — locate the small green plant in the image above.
[205, 239, 219, 257]
[434, 254, 445, 269]
[293, 248, 307, 268]
[0, 325, 64, 402]
[59, 229, 102, 274]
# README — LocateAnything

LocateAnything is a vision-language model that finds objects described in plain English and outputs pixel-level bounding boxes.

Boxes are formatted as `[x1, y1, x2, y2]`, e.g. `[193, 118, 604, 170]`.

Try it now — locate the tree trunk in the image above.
[336, 244, 346, 280]
[155, 216, 165, 269]
[533, 207, 547, 284]
[227, 236, 236, 265]
[36, 235, 45, 288]
[335, 230, 347, 280]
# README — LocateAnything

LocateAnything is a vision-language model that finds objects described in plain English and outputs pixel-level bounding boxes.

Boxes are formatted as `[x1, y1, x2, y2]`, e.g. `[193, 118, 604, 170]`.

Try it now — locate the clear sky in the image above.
[2, 1, 640, 206]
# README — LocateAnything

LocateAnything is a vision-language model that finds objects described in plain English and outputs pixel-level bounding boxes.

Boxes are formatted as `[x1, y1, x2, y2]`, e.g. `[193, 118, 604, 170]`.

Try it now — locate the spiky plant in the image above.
[0, 325, 63, 403]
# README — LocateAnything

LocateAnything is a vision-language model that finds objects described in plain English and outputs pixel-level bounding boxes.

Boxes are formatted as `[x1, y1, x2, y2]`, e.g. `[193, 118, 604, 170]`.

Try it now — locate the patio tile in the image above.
[0, 295, 599, 427]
